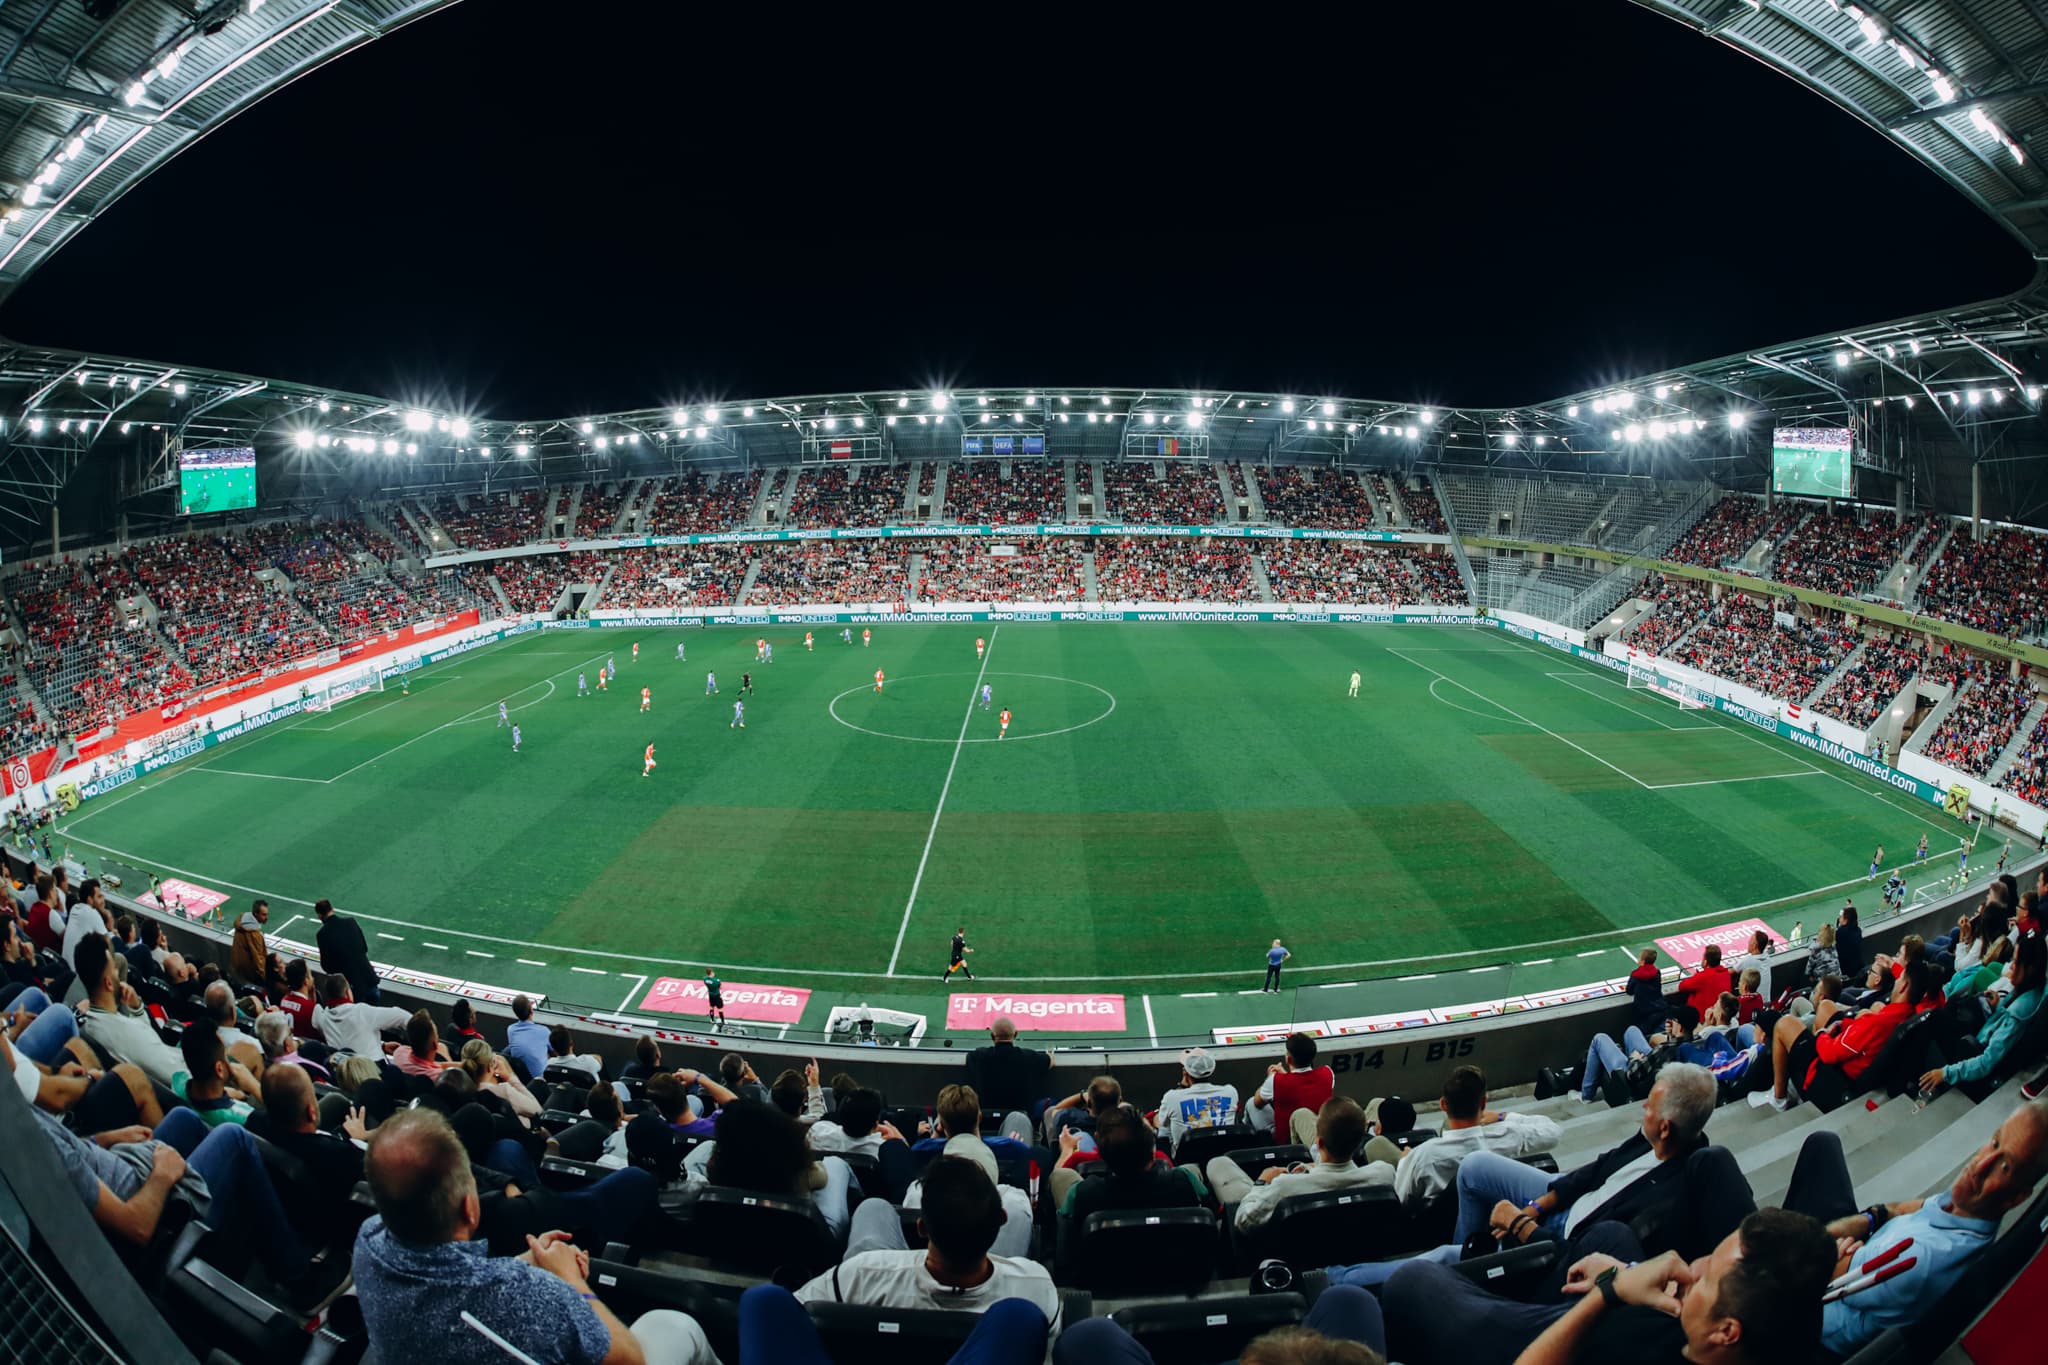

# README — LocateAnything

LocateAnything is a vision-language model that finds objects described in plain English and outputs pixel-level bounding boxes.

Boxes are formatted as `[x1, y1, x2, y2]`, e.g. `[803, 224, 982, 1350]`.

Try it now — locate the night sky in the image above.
[0, 1, 2030, 418]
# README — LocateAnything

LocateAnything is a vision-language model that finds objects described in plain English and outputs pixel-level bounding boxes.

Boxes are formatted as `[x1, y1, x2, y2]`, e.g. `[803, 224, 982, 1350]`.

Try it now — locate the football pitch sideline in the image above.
[51, 620, 1973, 1039]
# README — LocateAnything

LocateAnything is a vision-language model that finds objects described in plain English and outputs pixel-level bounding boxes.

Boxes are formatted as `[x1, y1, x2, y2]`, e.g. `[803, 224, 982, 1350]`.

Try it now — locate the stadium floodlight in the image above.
[316, 434, 330, 447]
[1648, 421, 1667, 439]
[317, 399, 330, 412]
[172, 381, 186, 396]
[1931, 71, 1956, 103]
[1419, 410, 1435, 423]
[625, 432, 639, 444]
[1280, 399, 1295, 413]
[854, 415, 866, 428]
[1305, 419, 1318, 432]
[1347, 422, 1358, 433]
[1087, 412, 1098, 423]
[2029, 386, 2042, 403]
[1993, 389, 2005, 404]
[1142, 412, 1156, 425]
[1534, 434, 1546, 445]
[1012, 411, 1024, 422]
[1321, 400, 1336, 416]
[695, 425, 707, 438]
[1624, 424, 1643, 442]
[1903, 395, 1916, 409]
[514, 443, 531, 456]
[1834, 350, 1850, 367]
[451, 417, 471, 439]
[1966, 388, 1981, 406]
[931, 392, 949, 410]
[672, 408, 690, 425]
[1025, 394, 1037, 406]
[405, 443, 418, 456]
[293, 430, 314, 449]
[580, 420, 594, 434]
[1610, 428, 1621, 440]
[824, 416, 837, 430]
[886, 415, 897, 426]
[1060, 394, 1071, 405]
[436, 417, 450, 432]
[1615, 392, 1634, 409]
[1098, 394, 1109, 405]
[1883, 345, 1896, 359]
[977, 394, 989, 407]
[1909, 338, 1921, 355]
[594, 435, 608, 449]
[1727, 411, 1746, 429]
[122, 81, 145, 107]
[1567, 404, 1580, 416]
[743, 406, 756, 417]
[57, 419, 69, 433]
[403, 410, 432, 431]
[1592, 398, 1606, 413]
[1405, 426, 1419, 439]
[1655, 384, 1669, 399]
[65, 136, 84, 160]
[1502, 432, 1517, 445]
[382, 438, 398, 455]
[480, 447, 492, 458]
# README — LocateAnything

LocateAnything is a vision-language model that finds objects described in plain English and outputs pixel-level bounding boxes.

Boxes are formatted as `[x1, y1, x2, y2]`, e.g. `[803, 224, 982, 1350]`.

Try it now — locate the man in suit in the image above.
[313, 897, 378, 1005]
[1329, 1065, 1744, 1294]
[965, 1015, 1051, 1129]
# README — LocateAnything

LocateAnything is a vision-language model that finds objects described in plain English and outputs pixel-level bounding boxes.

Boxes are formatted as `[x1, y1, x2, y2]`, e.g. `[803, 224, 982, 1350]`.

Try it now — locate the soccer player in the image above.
[1884, 871, 1906, 909]
[511, 724, 522, 754]
[756, 638, 767, 663]
[705, 671, 718, 695]
[874, 668, 885, 695]
[1997, 838, 2012, 875]
[731, 699, 746, 730]
[998, 707, 1012, 739]
[642, 743, 657, 777]
[764, 641, 774, 664]
[400, 674, 410, 696]
[980, 683, 993, 711]
[1262, 939, 1291, 993]
[943, 927, 974, 982]
[675, 641, 686, 663]
[640, 686, 651, 713]
[840, 627, 853, 645]
[740, 671, 753, 697]
[862, 627, 871, 648]
[702, 968, 726, 1027]
[975, 636, 985, 660]
[497, 700, 509, 727]
[1916, 833, 1928, 862]
[805, 631, 814, 652]
[597, 670, 608, 692]
[632, 642, 640, 664]
[1348, 670, 1361, 698]
[608, 654, 617, 679]
[1868, 844, 1885, 879]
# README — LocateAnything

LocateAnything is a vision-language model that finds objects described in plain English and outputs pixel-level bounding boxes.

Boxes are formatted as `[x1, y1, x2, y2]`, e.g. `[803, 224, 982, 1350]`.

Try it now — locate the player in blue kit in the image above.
[577, 672, 589, 697]
[731, 699, 746, 730]
[497, 700, 509, 727]
[980, 683, 993, 711]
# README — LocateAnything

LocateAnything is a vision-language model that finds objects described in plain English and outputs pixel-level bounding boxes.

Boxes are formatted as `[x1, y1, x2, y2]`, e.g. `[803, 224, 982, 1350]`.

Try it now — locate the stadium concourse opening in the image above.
[51, 616, 1974, 1045]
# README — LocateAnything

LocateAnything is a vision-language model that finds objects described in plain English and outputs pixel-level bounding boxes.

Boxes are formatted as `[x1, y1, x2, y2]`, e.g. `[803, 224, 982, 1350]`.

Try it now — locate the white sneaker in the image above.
[1746, 1089, 1780, 1109]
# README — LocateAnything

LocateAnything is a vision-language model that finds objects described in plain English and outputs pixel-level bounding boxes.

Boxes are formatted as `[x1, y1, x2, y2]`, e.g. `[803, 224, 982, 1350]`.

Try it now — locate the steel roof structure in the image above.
[2, 0, 2048, 558]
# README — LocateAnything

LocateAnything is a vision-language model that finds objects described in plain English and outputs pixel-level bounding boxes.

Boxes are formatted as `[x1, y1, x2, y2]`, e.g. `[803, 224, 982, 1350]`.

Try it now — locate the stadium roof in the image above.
[0, 0, 460, 296]
[1638, 1, 2048, 259]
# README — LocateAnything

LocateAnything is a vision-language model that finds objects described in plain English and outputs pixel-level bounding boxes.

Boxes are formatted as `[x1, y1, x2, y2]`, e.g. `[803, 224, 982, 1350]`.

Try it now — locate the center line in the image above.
[885, 624, 998, 976]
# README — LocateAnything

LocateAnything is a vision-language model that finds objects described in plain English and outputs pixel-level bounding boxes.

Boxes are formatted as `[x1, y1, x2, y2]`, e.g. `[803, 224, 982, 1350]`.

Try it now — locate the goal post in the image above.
[306, 666, 385, 714]
[1625, 656, 1711, 711]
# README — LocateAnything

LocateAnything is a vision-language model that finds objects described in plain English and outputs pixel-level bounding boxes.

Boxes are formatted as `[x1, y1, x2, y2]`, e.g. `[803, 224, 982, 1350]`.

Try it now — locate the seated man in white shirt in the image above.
[1154, 1047, 1239, 1154]
[1394, 1065, 1562, 1209]
[806, 1087, 889, 1159]
[796, 1150, 1062, 1349]
[311, 973, 412, 1057]
[1206, 1095, 1392, 1233]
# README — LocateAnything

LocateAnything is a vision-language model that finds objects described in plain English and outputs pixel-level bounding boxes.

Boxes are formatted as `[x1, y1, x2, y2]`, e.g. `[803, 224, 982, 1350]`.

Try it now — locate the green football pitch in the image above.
[54, 622, 1977, 1043]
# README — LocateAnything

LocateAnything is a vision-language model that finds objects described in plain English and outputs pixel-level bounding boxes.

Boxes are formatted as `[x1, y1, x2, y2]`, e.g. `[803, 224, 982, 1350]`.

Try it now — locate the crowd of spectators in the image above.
[943, 460, 1066, 524]
[1668, 594, 1857, 702]
[2001, 711, 2048, 804]
[640, 470, 761, 535]
[0, 647, 55, 756]
[1923, 667, 2040, 778]
[574, 481, 627, 537]
[785, 465, 909, 529]
[1916, 526, 2048, 642]
[1260, 542, 1467, 604]
[1255, 467, 1380, 529]
[299, 575, 417, 638]
[8, 554, 198, 734]
[1813, 636, 1923, 730]
[747, 544, 909, 606]
[1665, 493, 1797, 568]
[1102, 460, 1222, 523]
[1767, 507, 1921, 597]
[1094, 537, 1256, 602]
[421, 491, 548, 553]
[916, 538, 1086, 602]
[240, 522, 358, 587]
[597, 548, 747, 609]
[119, 536, 331, 688]
[493, 553, 608, 614]
[1395, 477, 1448, 533]
[1621, 574, 1716, 659]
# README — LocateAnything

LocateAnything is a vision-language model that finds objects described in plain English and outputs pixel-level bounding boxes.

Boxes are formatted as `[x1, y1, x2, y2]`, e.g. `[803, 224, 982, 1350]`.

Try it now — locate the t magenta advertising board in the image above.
[638, 976, 810, 1025]
[1655, 918, 1785, 971]
[945, 992, 1126, 1032]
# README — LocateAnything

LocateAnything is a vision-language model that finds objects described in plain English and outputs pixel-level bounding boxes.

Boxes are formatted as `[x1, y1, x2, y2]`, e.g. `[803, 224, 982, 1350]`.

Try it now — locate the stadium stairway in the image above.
[560, 483, 584, 535]
[1905, 677, 1973, 756]
[749, 471, 782, 526]
[1248, 555, 1276, 603]
[480, 574, 514, 616]
[902, 463, 925, 519]
[928, 461, 949, 517]
[1241, 466, 1269, 522]
[395, 500, 440, 557]
[1064, 460, 1082, 522]
[1987, 695, 2048, 786]
[1082, 550, 1099, 601]
[1214, 463, 1239, 520]
[773, 468, 804, 523]
[734, 557, 763, 607]
[1905, 522, 1957, 610]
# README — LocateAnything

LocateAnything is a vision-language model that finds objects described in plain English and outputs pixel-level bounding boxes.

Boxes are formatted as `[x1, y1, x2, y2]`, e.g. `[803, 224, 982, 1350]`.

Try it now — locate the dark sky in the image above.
[0, 1, 2031, 417]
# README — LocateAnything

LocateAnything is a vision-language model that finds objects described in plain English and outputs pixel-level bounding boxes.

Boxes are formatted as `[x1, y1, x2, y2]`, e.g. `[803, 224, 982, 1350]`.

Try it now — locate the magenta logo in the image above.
[638, 977, 811, 1024]
[945, 993, 1126, 1032]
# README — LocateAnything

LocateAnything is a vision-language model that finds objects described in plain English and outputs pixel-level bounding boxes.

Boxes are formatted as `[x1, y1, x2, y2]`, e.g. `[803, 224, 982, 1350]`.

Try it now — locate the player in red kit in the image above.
[862, 628, 871, 647]
[641, 744, 656, 777]
[874, 668, 885, 694]
[975, 636, 985, 659]
[640, 686, 651, 713]
[998, 707, 1011, 739]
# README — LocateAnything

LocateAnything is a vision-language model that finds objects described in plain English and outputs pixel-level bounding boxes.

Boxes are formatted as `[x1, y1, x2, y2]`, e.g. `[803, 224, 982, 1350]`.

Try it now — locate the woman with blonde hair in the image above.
[1805, 921, 1840, 984]
[460, 1037, 542, 1118]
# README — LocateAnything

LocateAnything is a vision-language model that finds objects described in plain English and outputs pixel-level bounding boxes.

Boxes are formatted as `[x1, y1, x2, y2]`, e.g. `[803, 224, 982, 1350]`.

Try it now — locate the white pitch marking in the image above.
[466, 950, 494, 958]
[1142, 995, 1157, 1047]
[517, 958, 546, 967]
[1394, 649, 1651, 788]
[377, 932, 404, 941]
[617, 974, 648, 1012]
[423, 941, 449, 950]
[571, 966, 607, 975]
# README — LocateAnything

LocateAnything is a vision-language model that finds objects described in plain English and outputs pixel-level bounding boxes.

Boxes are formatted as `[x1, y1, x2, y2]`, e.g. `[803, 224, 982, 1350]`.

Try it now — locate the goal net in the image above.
[306, 667, 385, 714]
[1625, 656, 1711, 711]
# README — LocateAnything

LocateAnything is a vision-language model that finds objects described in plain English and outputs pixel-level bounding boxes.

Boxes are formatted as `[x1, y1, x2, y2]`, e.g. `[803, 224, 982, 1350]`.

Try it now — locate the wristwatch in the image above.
[1595, 1265, 1623, 1308]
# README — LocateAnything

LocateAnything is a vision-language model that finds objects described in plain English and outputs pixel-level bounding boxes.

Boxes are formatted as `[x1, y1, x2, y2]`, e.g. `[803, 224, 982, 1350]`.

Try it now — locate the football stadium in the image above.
[0, 4, 2045, 1364]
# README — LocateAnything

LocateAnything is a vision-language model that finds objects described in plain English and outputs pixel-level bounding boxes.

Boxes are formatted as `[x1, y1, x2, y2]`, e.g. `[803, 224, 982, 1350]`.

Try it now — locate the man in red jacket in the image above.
[1753, 959, 1932, 1111]
[1677, 944, 1732, 1017]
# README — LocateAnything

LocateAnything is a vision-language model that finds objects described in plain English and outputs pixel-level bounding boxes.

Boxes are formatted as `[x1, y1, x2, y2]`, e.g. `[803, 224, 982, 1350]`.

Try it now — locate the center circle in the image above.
[827, 671, 1117, 744]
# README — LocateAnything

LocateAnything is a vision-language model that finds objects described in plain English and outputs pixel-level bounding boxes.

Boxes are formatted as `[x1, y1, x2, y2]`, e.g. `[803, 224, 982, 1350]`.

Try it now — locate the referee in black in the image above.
[944, 926, 976, 982]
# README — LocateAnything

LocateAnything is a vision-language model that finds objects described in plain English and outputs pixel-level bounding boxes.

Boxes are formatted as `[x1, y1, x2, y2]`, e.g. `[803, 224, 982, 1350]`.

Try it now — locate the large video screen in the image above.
[178, 447, 257, 516]
[1771, 427, 1854, 498]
